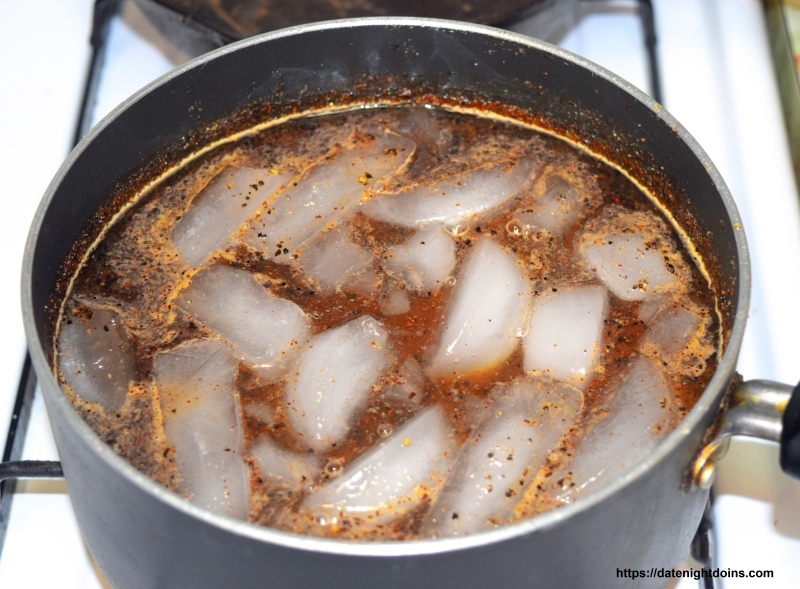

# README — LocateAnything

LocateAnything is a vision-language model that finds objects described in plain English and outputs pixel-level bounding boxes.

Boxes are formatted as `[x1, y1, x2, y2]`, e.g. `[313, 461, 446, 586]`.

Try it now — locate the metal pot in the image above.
[21, 18, 800, 589]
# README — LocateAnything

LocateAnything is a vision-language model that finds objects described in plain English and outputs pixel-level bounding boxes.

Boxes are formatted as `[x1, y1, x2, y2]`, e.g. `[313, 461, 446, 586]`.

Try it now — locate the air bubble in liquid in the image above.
[325, 459, 343, 476]
[377, 423, 393, 437]
[506, 218, 528, 237]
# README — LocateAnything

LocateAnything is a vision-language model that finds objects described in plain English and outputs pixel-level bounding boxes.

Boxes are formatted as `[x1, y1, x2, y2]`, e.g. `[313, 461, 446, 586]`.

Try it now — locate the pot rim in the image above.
[21, 16, 750, 557]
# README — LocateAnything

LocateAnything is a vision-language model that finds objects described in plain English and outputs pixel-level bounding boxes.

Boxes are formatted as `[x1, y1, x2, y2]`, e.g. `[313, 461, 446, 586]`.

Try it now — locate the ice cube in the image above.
[581, 233, 676, 301]
[344, 268, 381, 297]
[154, 338, 249, 518]
[285, 316, 391, 451]
[523, 285, 607, 388]
[172, 167, 290, 267]
[383, 225, 457, 292]
[396, 107, 443, 148]
[250, 436, 318, 489]
[516, 176, 586, 236]
[551, 357, 674, 504]
[380, 286, 411, 316]
[303, 406, 457, 525]
[643, 303, 701, 359]
[242, 131, 415, 260]
[637, 295, 667, 322]
[297, 225, 375, 294]
[245, 403, 274, 424]
[380, 358, 426, 406]
[361, 160, 536, 228]
[177, 265, 309, 379]
[58, 306, 135, 411]
[424, 377, 582, 536]
[428, 239, 531, 378]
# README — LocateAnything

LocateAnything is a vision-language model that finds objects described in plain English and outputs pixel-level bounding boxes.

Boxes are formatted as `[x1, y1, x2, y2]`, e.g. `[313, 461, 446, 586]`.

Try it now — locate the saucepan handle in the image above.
[780, 381, 800, 478]
[691, 379, 800, 488]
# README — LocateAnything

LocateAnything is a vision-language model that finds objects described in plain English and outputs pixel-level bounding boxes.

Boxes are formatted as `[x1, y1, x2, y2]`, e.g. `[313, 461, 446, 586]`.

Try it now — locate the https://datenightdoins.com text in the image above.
[617, 567, 774, 581]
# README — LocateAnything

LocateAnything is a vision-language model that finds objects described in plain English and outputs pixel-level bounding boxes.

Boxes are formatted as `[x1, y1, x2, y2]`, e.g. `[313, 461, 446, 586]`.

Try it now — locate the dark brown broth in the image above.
[58, 105, 719, 536]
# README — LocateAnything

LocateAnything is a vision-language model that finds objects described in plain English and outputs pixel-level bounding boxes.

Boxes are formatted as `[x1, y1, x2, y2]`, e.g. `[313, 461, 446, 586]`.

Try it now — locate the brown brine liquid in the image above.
[54, 105, 718, 541]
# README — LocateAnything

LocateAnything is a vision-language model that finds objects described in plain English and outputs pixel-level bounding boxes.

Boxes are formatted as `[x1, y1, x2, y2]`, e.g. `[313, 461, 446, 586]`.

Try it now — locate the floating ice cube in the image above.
[637, 295, 667, 322]
[523, 285, 607, 388]
[396, 107, 443, 148]
[428, 239, 531, 378]
[380, 358, 426, 406]
[384, 225, 456, 292]
[644, 303, 701, 360]
[381, 287, 411, 316]
[154, 339, 249, 519]
[344, 268, 381, 297]
[361, 160, 536, 228]
[177, 265, 309, 379]
[303, 406, 456, 525]
[242, 131, 414, 260]
[297, 225, 375, 294]
[250, 436, 318, 489]
[425, 377, 582, 536]
[58, 306, 135, 411]
[172, 167, 290, 267]
[516, 176, 586, 236]
[285, 316, 390, 451]
[552, 357, 673, 504]
[245, 403, 274, 424]
[582, 234, 676, 301]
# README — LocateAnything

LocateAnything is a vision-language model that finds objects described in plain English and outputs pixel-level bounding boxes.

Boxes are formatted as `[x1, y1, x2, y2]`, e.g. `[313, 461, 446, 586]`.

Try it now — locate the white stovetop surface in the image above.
[1, 1, 799, 587]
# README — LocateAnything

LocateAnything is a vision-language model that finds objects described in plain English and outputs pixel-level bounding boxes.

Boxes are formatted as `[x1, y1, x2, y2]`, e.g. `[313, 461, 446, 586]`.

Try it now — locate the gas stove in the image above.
[0, 1, 798, 587]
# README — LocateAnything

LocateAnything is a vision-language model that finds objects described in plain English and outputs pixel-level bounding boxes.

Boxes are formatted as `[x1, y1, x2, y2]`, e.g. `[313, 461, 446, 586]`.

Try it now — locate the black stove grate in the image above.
[0, 0, 123, 556]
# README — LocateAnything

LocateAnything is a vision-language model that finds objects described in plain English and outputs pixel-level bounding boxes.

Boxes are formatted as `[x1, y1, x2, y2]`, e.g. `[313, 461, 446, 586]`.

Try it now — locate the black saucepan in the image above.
[22, 18, 800, 589]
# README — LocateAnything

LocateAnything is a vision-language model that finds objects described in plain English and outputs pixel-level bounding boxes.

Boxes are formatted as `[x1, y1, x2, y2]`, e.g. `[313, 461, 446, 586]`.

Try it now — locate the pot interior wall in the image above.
[30, 22, 739, 356]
